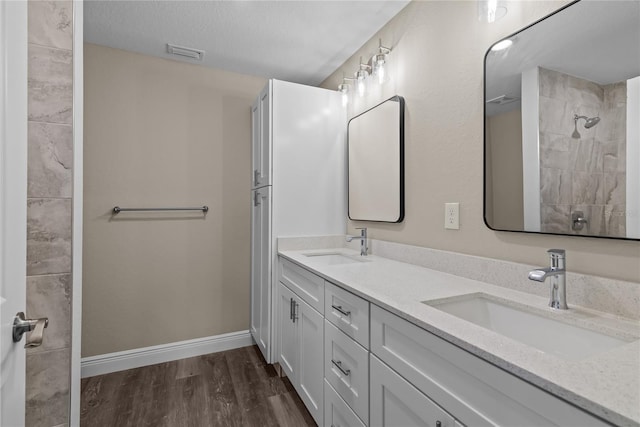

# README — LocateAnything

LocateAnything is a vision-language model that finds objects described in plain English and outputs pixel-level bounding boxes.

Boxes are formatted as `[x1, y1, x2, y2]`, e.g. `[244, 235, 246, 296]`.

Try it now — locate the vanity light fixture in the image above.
[371, 39, 392, 85]
[336, 41, 392, 101]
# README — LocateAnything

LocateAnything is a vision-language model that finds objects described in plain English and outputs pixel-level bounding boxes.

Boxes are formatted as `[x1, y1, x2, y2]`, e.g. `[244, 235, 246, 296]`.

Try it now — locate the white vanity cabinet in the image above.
[370, 305, 610, 427]
[277, 256, 613, 427]
[277, 267, 324, 425]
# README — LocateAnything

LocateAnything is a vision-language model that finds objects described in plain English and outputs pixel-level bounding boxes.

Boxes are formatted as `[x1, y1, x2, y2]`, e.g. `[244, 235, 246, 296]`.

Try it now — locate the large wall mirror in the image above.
[348, 95, 405, 222]
[484, 0, 639, 240]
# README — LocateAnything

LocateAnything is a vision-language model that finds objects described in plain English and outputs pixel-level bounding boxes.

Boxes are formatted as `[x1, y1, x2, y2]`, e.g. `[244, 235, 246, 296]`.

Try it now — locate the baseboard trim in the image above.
[81, 330, 254, 378]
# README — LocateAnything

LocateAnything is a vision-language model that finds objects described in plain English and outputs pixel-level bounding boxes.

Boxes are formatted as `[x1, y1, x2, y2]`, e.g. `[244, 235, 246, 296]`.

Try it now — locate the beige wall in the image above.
[322, 0, 640, 283]
[83, 43, 266, 356]
[487, 108, 524, 230]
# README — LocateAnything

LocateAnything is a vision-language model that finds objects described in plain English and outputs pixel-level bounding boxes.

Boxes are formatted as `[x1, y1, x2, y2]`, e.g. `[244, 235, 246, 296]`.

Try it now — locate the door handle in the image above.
[254, 169, 260, 187]
[290, 297, 294, 320]
[13, 312, 49, 348]
[254, 191, 261, 206]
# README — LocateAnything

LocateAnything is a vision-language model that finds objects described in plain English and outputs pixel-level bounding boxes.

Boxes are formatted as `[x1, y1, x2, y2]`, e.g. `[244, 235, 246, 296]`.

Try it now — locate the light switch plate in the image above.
[445, 203, 459, 230]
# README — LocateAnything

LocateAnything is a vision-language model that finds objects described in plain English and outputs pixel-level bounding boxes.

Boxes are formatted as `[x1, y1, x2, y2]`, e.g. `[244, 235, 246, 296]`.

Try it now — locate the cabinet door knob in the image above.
[331, 304, 351, 317]
[436, 421, 442, 427]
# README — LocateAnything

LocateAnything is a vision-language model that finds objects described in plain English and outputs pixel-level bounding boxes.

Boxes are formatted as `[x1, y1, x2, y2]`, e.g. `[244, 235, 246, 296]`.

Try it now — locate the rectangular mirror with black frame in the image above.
[348, 95, 405, 223]
[484, 0, 639, 240]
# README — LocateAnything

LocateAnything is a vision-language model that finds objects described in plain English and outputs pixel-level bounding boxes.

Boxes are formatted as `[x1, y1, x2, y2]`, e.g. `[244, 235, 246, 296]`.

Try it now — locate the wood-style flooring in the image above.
[80, 345, 316, 427]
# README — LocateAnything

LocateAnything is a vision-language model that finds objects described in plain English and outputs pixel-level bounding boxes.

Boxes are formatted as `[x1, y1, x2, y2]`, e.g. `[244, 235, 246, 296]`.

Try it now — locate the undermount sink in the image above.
[303, 252, 369, 265]
[424, 293, 633, 361]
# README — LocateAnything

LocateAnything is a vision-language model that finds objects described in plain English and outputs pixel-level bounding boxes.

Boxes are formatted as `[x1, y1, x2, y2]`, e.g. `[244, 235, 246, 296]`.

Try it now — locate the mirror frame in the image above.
[483, 0, 639, 241]
[348, 95, 405, 223]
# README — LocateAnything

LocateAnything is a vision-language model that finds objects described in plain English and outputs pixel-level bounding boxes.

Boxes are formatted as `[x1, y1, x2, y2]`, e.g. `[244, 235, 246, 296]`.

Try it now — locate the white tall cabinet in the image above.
[250, 79, 346, 365]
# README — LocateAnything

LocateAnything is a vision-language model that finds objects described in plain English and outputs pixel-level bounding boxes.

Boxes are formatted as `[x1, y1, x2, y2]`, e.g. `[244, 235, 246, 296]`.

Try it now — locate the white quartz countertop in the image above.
[278, 248, 640, 427]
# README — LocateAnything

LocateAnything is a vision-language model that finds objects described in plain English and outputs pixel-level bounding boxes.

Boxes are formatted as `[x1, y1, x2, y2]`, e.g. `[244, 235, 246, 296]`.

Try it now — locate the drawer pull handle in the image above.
[331, 304, 351, 317]
[331, 359, 351, 376]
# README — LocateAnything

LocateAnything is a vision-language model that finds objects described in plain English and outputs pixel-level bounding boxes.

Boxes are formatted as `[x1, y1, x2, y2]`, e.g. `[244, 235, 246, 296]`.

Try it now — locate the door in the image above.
[250, 187, 271, 361]
[297, 299, 324, 426]
[277, 283, 297, 381]
[0, 1, 28, 425]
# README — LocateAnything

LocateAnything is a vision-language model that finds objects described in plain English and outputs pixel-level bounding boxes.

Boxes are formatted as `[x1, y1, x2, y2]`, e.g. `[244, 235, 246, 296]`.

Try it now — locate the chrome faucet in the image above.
[346, 227, 368, 256]
[528, 249, 568, 310]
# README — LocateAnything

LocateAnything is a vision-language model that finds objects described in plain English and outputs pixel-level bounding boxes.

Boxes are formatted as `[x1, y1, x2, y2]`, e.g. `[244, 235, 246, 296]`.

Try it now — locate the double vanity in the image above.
[275, 241, 639, 427]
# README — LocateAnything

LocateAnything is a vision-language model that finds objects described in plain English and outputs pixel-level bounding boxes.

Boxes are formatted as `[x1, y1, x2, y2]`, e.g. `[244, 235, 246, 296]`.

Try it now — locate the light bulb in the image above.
[338, 83, 350, 107]
[376, 62, 386, 85]
[357, 77, 366, 97]
[487, 0, 497, 22]
[356, 69, 368, 97]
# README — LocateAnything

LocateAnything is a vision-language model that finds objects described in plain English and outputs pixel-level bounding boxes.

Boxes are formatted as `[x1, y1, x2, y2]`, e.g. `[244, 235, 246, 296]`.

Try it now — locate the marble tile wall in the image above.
[26, 1, 73, 426]
[538, 67, 627, 237]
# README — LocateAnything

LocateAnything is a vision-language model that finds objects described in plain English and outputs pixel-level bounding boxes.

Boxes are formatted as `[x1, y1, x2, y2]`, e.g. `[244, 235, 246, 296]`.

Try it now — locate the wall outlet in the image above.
[445, 203, 460, 230]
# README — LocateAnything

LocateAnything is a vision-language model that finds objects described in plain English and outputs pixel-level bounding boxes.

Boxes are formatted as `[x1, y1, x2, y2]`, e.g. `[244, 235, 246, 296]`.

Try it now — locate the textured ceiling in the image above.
[84, 0, 411, 86]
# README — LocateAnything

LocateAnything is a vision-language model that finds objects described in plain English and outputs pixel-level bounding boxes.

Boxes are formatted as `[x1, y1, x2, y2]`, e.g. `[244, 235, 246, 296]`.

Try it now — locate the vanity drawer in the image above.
[325, 281, 370, 349]
[279, 258, 324, 313]
[370, 305, 609, 427]
[370, 354, 456, 427]
[324, 379, 366, 427]
[324, 320, 369, 424]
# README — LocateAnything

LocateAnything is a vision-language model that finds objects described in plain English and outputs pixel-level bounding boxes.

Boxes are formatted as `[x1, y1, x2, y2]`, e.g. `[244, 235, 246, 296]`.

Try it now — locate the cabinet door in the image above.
[278, 283, 297, 382]
[370, 355, 456, 427]
[251, 83, 270, 188]
[251, 98, 259, 187]
[250, 187, 271, 361]
[297, 298, 324, 426]
[250, 84, 271, 188]
[258, 85, 271, 186]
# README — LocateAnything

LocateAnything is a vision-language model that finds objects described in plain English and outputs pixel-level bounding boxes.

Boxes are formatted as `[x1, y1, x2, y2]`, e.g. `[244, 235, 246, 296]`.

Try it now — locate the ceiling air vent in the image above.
[166, 43, 205, 61]
[486, 95, 520, 105]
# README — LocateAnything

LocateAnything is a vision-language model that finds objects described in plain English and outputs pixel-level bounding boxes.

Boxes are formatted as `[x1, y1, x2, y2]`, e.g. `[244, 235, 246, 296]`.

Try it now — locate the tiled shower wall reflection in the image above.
[538, 67, 626, 237]
[26, 1, 73, 426]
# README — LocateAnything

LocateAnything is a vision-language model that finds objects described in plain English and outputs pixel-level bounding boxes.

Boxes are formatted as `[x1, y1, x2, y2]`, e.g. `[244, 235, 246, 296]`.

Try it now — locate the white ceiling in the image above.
[486, 0, 640, 116]
[84, 0, 411, 86]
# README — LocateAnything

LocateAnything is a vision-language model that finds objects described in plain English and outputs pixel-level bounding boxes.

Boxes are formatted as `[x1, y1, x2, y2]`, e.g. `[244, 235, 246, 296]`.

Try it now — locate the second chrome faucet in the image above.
[346, 227, 368, 256]
[528, 249, 568, 310]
